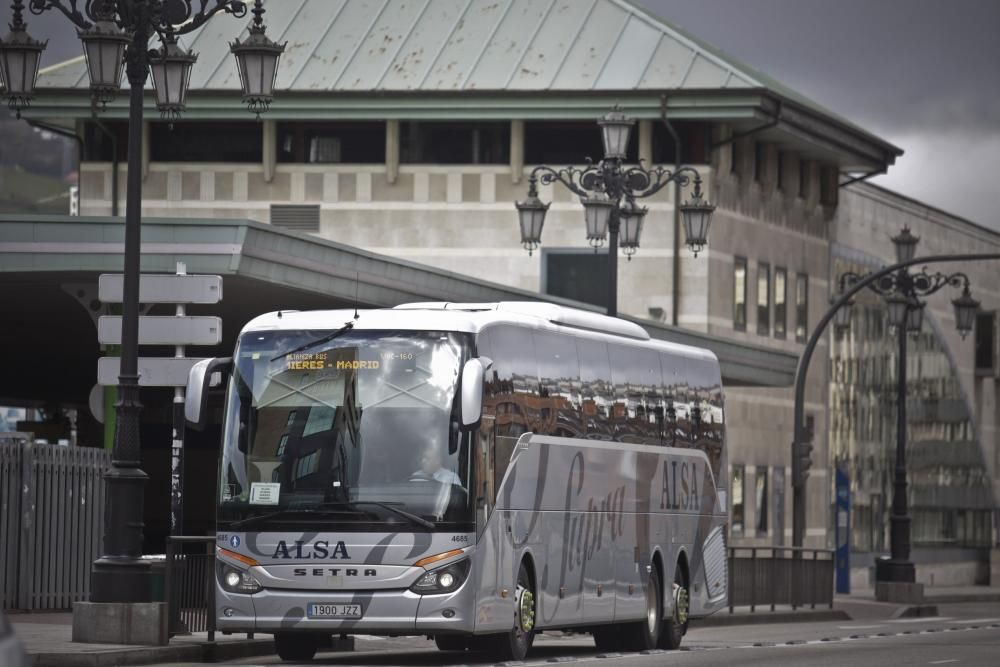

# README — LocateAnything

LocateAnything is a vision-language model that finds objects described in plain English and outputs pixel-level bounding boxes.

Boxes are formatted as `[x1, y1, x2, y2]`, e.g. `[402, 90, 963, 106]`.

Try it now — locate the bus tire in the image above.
[622, 567, 662, 651]
[434, 635, 468, 651]
[274, 632, 319, 661]
[492, 560, 536, 661]
[658, 565, 689, 650]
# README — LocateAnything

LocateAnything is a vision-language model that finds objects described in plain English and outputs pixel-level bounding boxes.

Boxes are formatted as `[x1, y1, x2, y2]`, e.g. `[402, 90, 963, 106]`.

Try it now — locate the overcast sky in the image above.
[634, 0, 1000, 232]
[10, 0, 999, 231]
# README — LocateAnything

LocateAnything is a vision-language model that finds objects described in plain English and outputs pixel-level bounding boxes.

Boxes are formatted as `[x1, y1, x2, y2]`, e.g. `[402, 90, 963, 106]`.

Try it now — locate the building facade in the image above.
[27, 0, 998, 582]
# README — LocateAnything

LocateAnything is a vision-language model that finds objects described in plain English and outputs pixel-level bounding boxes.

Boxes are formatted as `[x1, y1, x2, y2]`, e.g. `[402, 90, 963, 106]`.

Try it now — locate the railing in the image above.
[165, 536, 218, 640]
[728, 546, 835, 612]
[1, 435, 109, 610]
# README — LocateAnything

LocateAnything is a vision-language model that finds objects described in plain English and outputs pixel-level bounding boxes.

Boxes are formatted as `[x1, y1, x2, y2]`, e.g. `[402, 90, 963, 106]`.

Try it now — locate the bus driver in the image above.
[409, 439, 461, 486]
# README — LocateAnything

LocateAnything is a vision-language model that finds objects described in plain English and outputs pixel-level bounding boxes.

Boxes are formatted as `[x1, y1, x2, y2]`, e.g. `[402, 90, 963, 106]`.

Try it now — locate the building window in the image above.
[402, 121, 510, 164]
[651, 121, 710, 164]
[277, 122, 385, 163]
[975, 312, 996, 374]
[757, 262, 771, 335]
[795, 273, 809, 342]
[82, 121, 128, 161]
[755, 466, 768, 534]
[149, 122, 262, 162]
[543, 250, 609, 310]
[753, 142, 765, 183]
[731, 465, 745, 534]
[774, 267, 787, 339]
[733, 257, 747, 331]
[526, 121, 636, 164]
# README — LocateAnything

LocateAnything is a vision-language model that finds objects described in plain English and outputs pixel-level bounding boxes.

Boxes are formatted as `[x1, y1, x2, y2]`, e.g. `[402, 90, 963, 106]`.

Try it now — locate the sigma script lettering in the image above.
[272, 540, 351, 559]
[660, 460, 700, 511]
[561, 453, 626, 576]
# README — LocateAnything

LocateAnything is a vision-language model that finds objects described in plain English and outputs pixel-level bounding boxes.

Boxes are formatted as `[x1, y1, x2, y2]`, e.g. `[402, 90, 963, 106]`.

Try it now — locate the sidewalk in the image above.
[9, 612, 281, 667]
[10, 586, 1000, 666]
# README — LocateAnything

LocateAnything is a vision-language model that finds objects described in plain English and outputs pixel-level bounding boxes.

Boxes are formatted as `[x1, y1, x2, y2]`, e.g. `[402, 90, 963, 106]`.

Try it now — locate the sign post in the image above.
[98, 266, 222, 536]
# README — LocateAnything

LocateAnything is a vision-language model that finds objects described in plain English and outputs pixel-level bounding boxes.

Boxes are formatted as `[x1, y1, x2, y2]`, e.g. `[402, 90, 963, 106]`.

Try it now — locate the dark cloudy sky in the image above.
[10, 0, 999, 231]
[634, 0, 1000, 232]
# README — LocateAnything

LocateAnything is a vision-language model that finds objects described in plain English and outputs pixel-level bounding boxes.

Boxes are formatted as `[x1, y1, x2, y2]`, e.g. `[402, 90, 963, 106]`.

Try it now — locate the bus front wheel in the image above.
[274, 632, 319, 661]
[492, 561, 536, 661]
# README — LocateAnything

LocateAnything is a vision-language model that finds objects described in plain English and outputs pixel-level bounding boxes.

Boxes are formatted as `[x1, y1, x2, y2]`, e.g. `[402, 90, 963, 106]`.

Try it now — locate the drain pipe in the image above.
[660, 94, 683, 327]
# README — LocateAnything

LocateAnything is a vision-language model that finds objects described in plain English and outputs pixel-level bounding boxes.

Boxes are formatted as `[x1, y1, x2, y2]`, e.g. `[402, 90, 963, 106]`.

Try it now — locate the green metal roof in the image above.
[29, 0, 901, 170]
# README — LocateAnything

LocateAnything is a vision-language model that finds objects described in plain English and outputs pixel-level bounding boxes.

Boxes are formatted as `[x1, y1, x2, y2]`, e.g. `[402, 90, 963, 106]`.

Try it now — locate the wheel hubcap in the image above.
[518, 587, 535, 632]
[674, 584, 689, 625]
[646, 583, 658, 634]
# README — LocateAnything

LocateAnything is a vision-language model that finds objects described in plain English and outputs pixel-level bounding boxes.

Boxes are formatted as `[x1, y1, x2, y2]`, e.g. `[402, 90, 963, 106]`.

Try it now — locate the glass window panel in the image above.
[545, 251, 610, 311]
[733, 257, 747, 331]
[757, 262, 771, 335]
[533, 331, 582, 437]
[774, 267, 787, 339]
[755, 466, 768, 534]
[401, 121, 509, 164]
[150, 122, 262, 162]
[577, 337, 613, 441]
[731, 465, 745, 534]
[796, 273, 809, 342]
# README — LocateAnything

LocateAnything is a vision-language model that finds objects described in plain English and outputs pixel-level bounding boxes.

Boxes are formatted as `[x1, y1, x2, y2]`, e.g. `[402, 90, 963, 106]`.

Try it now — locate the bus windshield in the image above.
[217, 328, 474, 532]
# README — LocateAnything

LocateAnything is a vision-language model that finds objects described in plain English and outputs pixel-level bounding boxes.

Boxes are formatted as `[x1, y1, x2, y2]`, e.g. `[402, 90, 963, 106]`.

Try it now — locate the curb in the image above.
[698, 609, 850, 627]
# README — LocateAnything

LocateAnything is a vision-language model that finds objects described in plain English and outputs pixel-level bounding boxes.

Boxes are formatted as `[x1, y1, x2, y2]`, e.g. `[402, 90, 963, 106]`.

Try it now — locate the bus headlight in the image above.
[217, 562, 262, 594]
[410, 559, 470, 595]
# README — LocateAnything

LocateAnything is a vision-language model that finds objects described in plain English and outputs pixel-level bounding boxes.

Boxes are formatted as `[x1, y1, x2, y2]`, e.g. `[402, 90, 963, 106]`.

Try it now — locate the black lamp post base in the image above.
[875, 557, 916, 584]
[90, 558, 154, 603]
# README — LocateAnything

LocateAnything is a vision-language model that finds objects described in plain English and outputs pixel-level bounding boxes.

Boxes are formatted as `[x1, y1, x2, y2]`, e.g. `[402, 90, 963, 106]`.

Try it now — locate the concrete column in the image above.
[141, 121, 150, 181]
[510, 119, 524, 184]
[262, 120, 276, 183]
[638, 119, 653, 166]
[386, 119, 400, 185]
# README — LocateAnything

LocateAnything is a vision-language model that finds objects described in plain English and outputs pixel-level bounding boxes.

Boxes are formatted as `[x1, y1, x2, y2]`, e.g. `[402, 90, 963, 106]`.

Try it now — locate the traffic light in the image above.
[791, 424, 814, 488]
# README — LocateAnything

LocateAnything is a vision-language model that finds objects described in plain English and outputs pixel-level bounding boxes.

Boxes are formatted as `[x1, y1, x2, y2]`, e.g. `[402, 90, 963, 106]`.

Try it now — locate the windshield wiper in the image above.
[228, 506, 375, 530]
[271, 319, 357, 362]
[321, 501, 435, 530]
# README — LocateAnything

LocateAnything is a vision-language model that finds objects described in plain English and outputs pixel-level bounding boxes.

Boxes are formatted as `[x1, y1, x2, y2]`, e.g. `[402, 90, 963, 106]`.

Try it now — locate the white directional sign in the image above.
[99, 274, 222, 304]
[98, 315, 223, 346]
[97, 357, 205, 387]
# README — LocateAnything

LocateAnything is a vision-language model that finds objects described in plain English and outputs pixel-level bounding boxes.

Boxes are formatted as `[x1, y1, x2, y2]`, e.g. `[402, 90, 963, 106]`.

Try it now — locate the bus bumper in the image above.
[217, 579, 477, 634]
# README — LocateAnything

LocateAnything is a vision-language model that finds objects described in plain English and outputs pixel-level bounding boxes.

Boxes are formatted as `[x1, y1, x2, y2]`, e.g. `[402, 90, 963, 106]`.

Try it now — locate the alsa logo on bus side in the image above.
[660, 460, 700, 511]
[272, 540, 351, 560]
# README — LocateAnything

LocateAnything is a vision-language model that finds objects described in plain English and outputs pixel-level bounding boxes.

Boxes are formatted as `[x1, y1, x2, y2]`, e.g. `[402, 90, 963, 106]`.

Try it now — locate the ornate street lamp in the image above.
[230, 0, 286, 119]
[77, 18, 129, 107]
[834, 229, 983, 592]
[148, 37, 197, 120]
[0, 0, 46, 118]
[516, 106, 714, 316]
[6, 0, 282, 616]
[832, 294, 854, 334]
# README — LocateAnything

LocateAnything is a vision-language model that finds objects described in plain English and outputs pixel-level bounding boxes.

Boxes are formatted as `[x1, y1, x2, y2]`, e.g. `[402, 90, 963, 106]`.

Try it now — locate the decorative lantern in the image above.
[149, 38, 197, 121]
[78, 19, 129, 107]
[885, 292, 910, 330]
[0, 0, 47, 119]
[952, 286, 980, 340]
[905, 298, 925, 334]
[679, 177, 716, 257]
[581, 195, 613, 249]
[619, 199, 647, 260]
[515, 181, 549, 256]
[597, 106, 634, 161]
[891, 226, 920, 265]
[230, 0, 285, 119]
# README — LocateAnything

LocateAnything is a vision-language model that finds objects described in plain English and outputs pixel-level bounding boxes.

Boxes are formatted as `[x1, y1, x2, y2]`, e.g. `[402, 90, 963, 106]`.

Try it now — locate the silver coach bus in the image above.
[186, 302, 729, 661]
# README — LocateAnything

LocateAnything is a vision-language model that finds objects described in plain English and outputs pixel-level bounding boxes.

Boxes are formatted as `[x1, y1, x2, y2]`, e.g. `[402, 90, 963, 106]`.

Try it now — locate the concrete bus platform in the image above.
[9, 586, 1000, 666]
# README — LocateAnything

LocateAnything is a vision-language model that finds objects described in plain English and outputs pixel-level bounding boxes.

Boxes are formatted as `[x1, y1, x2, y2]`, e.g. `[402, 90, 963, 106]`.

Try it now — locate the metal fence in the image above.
[728, 546, 835, 612]
[1, 435, 110, 610]
[166, 536, 217, 640]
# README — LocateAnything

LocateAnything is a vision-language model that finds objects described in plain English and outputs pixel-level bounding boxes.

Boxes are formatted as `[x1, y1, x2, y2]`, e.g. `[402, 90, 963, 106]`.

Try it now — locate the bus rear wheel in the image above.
[491, 561, 536, 661]
[274, 632, 319, 661]
[658, 565, 689, 650]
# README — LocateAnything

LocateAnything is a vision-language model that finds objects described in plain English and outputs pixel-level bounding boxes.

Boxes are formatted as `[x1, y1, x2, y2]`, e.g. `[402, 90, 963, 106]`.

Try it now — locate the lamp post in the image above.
[1, 0, 284, 604]
[836, 227, 980, 588]
[515, 106, 715, 318]
[788, 230, 996, 573]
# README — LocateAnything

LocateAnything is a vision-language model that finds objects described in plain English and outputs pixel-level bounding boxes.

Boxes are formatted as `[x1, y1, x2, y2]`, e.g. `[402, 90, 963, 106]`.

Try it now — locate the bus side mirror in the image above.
[461, 356, 492, 428]
[185, 357, 232, 430]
